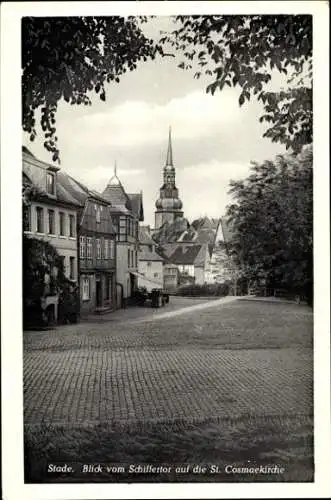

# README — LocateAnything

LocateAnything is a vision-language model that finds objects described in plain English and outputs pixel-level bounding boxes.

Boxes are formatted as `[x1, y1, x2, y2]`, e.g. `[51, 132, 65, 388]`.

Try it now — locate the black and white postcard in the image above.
[1, 1, 330, 499]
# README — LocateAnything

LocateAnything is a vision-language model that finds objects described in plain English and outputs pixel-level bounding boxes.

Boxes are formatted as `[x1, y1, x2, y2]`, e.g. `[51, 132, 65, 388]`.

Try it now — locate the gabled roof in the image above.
[138, 248, 164, 262]
[56, 177, 84, 206]
[56, 172, 88, 205]
[128, 193, 144, 221]
[22, 149, 81, 207]
[103, 183, 131, 208]
[56, 172, 111, 207]
[22, 146, 36, 158]
[102, 171, 132, 211]
[22, 147, 59, 173]
[167, 244, 203, 266]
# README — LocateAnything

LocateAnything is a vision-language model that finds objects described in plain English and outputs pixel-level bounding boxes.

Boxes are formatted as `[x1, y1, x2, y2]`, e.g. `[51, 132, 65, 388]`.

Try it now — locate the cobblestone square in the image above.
[24, 298, 313, 425]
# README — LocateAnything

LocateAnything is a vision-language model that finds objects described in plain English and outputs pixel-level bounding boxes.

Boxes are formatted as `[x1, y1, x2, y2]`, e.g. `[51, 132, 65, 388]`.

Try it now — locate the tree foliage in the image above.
[22, 16, 157, 162]
[23, 235, 67, 302]
[161, 15, 312, 152]
[225, 145, 313, 302]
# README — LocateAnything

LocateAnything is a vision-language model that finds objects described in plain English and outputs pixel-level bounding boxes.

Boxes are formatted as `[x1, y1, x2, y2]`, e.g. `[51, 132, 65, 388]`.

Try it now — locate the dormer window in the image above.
[46, 172, 55, 196]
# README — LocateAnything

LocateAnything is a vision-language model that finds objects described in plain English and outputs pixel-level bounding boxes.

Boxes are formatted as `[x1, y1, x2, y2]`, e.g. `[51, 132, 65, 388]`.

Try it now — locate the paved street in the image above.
[23, 297, 313, 425]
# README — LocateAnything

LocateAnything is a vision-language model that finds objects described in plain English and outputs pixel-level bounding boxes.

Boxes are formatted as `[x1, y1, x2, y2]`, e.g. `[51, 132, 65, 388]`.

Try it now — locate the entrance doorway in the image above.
[96, 279, 102, 307]
[130, 273, 136, 296]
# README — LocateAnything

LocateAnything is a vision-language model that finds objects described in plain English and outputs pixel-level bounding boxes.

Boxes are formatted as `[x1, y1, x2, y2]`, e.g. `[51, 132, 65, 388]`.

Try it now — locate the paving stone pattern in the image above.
[24, 300, 313, 424]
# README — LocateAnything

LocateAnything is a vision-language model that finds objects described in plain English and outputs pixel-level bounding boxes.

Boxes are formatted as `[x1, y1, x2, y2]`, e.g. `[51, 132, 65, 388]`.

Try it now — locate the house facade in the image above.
[161, 243, 212, 286]
[137, 226, 164, 290]
[102, 167, 144, 304]
[58, 172, 117, 315]
[208, 217, 236, 284]
[23, 147, 80, 283]
[163, 263, 179, 290]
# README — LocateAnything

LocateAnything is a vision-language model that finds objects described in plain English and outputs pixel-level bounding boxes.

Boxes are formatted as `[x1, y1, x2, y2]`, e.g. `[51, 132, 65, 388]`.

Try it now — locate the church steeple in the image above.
[155, 128, 184, 230]
[166, 126, 173, 166]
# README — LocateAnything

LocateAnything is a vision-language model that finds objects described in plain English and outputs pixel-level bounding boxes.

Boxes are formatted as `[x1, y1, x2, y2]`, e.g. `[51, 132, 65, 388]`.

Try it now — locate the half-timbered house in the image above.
[58, 172, 117, 315]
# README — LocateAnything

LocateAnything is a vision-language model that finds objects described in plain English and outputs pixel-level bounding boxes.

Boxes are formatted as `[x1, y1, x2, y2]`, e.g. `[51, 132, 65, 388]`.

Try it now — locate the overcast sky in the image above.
[23, 16, 287, 227]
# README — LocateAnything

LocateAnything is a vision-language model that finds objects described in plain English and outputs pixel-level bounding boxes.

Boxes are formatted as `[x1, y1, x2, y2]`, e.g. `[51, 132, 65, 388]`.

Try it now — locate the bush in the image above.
[174, 283, 229, 297]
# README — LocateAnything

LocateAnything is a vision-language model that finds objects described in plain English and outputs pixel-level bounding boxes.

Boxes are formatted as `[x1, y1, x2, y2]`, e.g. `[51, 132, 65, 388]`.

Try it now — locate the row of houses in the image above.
[23, 147, 143, 321]
[23, 144, 234, 324]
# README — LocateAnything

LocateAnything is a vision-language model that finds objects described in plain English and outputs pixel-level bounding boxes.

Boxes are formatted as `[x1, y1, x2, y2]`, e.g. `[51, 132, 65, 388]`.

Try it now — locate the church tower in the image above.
[154, 128, 184, 230]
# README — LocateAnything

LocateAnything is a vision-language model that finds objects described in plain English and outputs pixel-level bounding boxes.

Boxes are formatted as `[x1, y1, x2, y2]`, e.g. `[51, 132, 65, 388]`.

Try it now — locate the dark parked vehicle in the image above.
[132, 287, 170, 308]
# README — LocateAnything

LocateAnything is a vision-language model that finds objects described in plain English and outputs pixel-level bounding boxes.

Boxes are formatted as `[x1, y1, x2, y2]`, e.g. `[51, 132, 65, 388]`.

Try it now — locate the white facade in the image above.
[177, 264, 195, 277]
[116, 241, 138, 299]
[24, 200, 78, 282]
[138, 259, 164, 290]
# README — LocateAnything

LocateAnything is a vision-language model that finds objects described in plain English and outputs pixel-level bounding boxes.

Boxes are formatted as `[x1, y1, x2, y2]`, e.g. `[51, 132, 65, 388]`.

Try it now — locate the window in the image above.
[69, 257, 75, 280]
[82, 277, 90, 300]
[154, 273, 159, 278]
[109, 239, 115, 259]
[96, 207, 101, 223]
[112, 216, 119, 239]
[36, 206, 44, 233]
[86, 237, 92, 259]
[119, 216, 127, 242]
[147, 261, 151, 267]
[104, 239, 109, 259]
[48, 209, 55, 234]
[59, 212, 65, 236]
[80, 236, 86, 258]
[96, 238, 101, 259]
[128, 248, 130, 267]
[46, 172, 55, 195]
[23, 205, 31, 232]
[134, 251, 137, 268]
[69, 214, 75, 237]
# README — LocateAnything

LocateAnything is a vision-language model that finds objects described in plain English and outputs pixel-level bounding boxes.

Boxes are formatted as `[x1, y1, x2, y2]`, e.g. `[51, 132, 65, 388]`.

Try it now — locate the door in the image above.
[96, 279, 102, 307]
